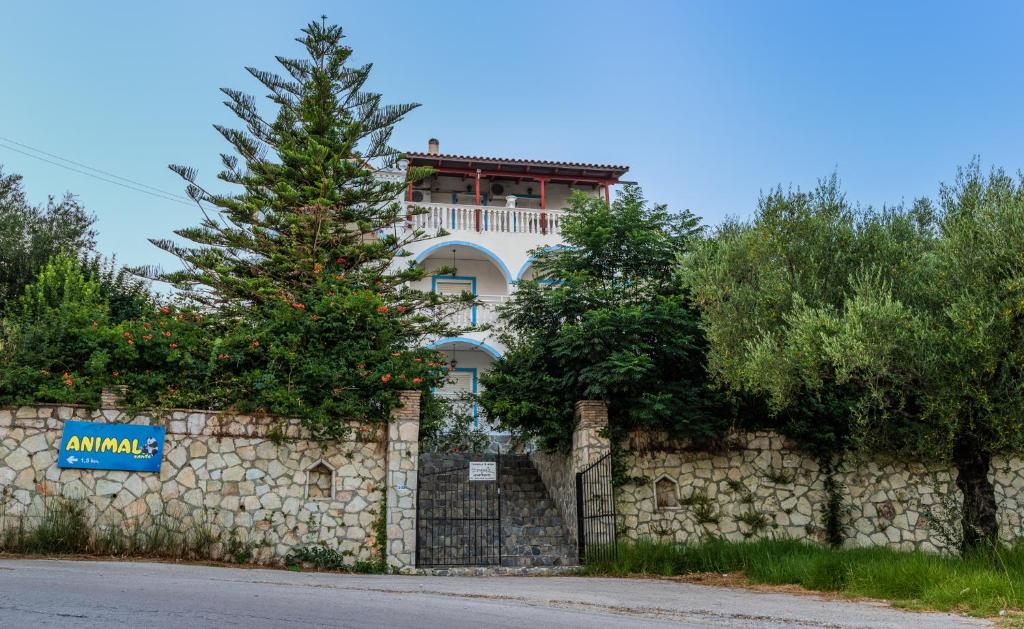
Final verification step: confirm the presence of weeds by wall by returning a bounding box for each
[0,496,264,562]
[615,431,1024,552]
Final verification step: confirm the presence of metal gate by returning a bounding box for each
[415,459,501,567]
[575,452,617,563]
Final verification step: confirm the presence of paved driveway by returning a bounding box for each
[0,559,990,628]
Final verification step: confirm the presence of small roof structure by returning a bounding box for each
[404,151,629,185]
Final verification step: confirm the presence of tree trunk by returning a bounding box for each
[953,437,998,553]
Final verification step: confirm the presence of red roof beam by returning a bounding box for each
[427,165,621,185]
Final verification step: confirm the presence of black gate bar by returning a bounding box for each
[575,452,616,564]
[416,458,502,567]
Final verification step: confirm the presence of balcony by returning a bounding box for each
[444,294,508,327]
[406,202,565,237]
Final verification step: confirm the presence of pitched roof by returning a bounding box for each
[404,151,629,181]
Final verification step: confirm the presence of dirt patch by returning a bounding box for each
[622,571,902,605]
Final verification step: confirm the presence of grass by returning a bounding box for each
[1,496,386,572]
[762,467,796,485]
[678,490,719,524]
[0,496,255,562]
[285,544,387,574]
[583,538,1024,618]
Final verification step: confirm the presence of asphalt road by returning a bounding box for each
[0,559,990,628]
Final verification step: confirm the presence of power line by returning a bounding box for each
[0,134,191,200]
[0,136,194,207]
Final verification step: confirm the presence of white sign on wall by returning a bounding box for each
[468,461,497,481]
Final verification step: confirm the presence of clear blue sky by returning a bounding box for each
[2,1,1023,272]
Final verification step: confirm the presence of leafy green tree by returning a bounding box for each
[691,177,937,452]
[0,253,218,410]
[143,19,455,436]
[0,254,111,405]
[81,254,154,322]
[922,164,1024,550]
[843,164,1024,550]
[0,166,96,310]
[480,185,735,451]
[687,176,936,544]
[420,391,490,454]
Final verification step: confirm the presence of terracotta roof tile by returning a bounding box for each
[404,151,629,175]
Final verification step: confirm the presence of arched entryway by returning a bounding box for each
[415,243,511,328]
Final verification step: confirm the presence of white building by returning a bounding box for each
[394,139,630,431]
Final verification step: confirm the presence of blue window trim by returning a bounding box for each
[431,274,477,325]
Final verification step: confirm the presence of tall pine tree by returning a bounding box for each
[145,19,462,437]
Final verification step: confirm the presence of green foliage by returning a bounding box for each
[762,467,795,485]
[584,539,1024,618]
[373,486,387,570]
[734,509,770,537]
[678,489,711,508]
[678,490,719,525]
[690,164,1024,552]
[132,19,460,436]
[225,528,263,564]
[285,544,386,574]
[0,165,96,311]
[911,164,1024,550]
[0,254,220,410]
[0,254,112,406]
[820,458,849,547]
[420,391,491,454]
[687,175,940,547]
[480,185,737,451]
[0,21,460,432]
[0,496,240,562]
[688,174,935,460]
[81,254,153,323]
[19,496,91,554]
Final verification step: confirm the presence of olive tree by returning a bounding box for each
[892,164,1024,550]
[687,175,936,545]
[692,165,1024,552]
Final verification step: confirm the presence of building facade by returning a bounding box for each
[391,140,629,434]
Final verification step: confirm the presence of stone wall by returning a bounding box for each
[385,391,420,572]
[530,401,613,550]
[618,431,1024,552]
[0,396,421,566]
[527,401,1024,553]
[531,451,577,543]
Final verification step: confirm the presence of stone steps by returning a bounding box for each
[499,455,576,568]
[417,454,577,568]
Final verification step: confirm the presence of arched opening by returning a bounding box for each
[515,246,565,283]
[305,461,335,500]
[415,243,511,327]
[427,339,501,433]
[654,476,680,510]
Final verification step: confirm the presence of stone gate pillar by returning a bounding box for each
[572,400,610,472]
[386,390,420,572]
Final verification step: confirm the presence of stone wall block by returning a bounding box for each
[385,391,420,572]
[614,427,1020,554]
[572,400,611,473]
[0,404,391,566]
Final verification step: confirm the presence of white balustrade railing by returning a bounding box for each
[406,202,564,236]
[444,294,508,328]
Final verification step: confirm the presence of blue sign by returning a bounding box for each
[57,421,165,472]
